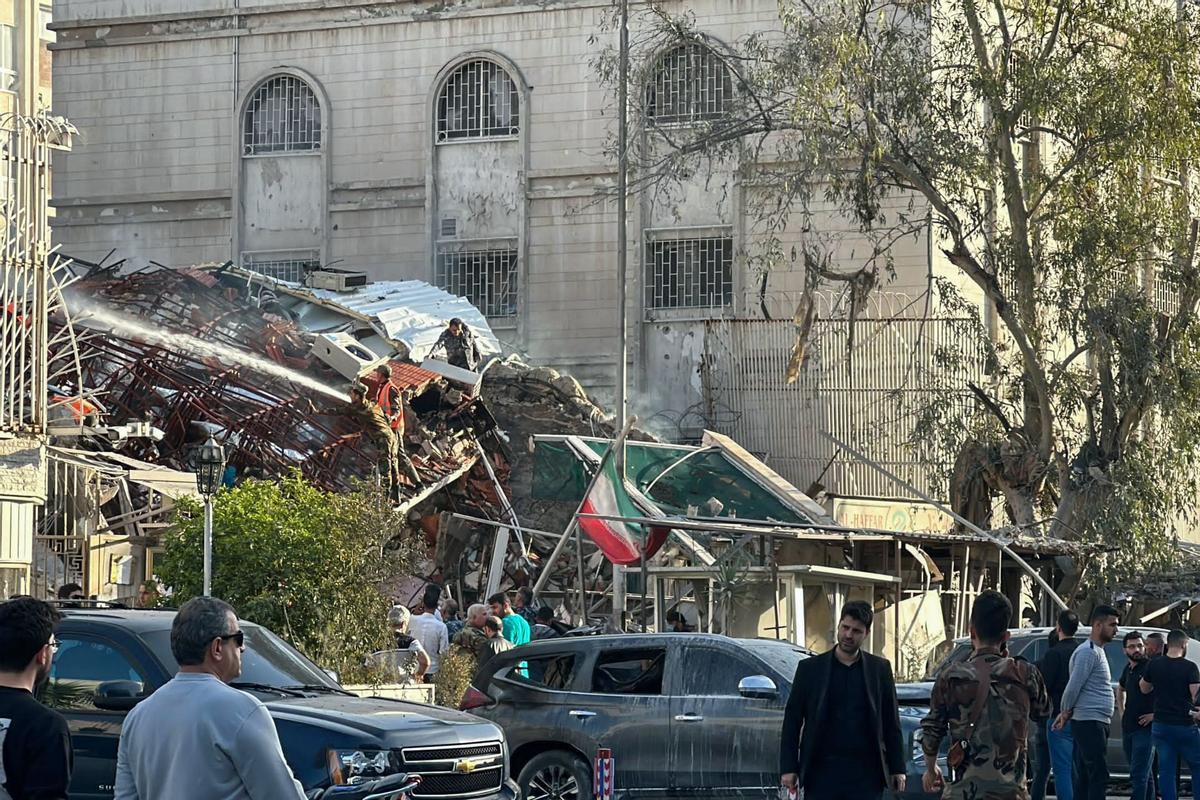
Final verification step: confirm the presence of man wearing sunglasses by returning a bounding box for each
[0,596,72,800]
[114,596,306,799]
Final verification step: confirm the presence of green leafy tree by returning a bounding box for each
[601,1,1200,585]
[157,474,418,683]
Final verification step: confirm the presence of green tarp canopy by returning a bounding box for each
[532,438,815,525]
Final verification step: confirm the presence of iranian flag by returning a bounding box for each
[577,455,671,566]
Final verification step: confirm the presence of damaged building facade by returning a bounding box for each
[46,0,982,509]
[33,0,1097,670]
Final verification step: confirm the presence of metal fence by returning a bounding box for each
[31,450,105,598]
[703,314,985,498]
[0,115,72,435]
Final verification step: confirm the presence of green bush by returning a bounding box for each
[157,473,418,684]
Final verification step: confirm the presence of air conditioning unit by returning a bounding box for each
[306,269,370,292]
[310,332,384,380]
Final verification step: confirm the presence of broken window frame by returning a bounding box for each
[435,59,521,143]
[242,74,322,156]
[435,238,520,321]
[643,227,735,315]
[644,42,733,128]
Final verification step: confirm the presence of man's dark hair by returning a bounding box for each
[1123,631,1144,646]
[487,591,511,608]
[422,584,442,611]
[1057,609,1080,637]
[970,590,1012,644]
[1168,629,1189,648]
[535,606,554,624]
[374,364,391,378]
[840,600,873,631]
[171,596,237,666]
[0,597,60,672]
[517,587,533,606]
[484,615,503,634]
[449,317,464,328]
[56,583,83,600]
[1148,632,1166,646]
[1090,605,1120,625]
[666,610,682,624]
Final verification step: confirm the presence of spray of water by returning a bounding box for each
[69,297,350,402]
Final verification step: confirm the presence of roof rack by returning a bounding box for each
[46,599,129,609]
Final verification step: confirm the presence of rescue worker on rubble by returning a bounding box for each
[347,383,420,501]
[430,318,482,371]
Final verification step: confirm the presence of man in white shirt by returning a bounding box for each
[114,596,306,800]
[408,585,449,678]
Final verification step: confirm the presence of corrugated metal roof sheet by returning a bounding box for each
[230,268,502,362]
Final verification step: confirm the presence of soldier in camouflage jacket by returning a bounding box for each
[920,590,1051,799]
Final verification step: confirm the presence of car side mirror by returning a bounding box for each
[738,674,778,700]
[325,669,340,685]
[93,680,146,712]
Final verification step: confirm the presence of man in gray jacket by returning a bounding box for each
[114,596,307,800]
[1053,604,1120,800]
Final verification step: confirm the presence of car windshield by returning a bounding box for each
[144,624,337,689]
[741,641,809,680]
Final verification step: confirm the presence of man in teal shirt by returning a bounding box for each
[488,592,531,645]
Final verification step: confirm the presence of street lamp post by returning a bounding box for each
[194,437,226,596]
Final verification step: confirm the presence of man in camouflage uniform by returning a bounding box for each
[921,590,1050,799]
[430,318,482,371]
[346,384,419,501]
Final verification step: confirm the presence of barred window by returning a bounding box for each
[243,75,322,156]
[645,231,733,311]
[241,250,320,283]
[436,60,520,142]
[436,241,519,318]
[645,43,733,126]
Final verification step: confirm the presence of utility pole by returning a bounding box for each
[616,0,629,430]
[612,0,631,629]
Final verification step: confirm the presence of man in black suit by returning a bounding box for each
[779,600,906,799]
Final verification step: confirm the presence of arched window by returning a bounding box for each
[242,75,321,155]
[645,43,733,125]
[436,59,520,142]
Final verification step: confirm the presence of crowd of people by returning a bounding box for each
[779,592,1200,800]
[369,584,569,687]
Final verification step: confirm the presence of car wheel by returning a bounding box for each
[518,750,590,800]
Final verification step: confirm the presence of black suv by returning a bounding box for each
[45,608,519,800]
[462,632,814,799]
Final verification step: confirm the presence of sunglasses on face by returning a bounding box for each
[216,630,245,648]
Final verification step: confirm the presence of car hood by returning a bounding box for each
[264,694,502,741]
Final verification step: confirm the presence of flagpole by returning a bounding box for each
[531,417,638,603]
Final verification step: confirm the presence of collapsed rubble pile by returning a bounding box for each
[41,258,636,612]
